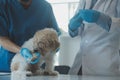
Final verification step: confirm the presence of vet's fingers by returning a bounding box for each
[30,58,39,64]
[35,52,41,57]
[29,52,40,64]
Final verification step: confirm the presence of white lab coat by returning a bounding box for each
[69,0,120,76]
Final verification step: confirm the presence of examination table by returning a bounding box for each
[0,74,120,80]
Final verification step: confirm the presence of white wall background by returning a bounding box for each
[47,0,79,32]
[47,0,80,67]
[58,34,80,67]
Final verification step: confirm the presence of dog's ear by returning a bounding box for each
[37,41,47,55]
[48,39,60,51]
[38,41,46,50]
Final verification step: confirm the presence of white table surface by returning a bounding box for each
[0,74,120,80]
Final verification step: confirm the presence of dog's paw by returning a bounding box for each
[44,70,59,76]
[31,69,45,76]
[26,71,33,76]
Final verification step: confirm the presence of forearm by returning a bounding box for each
[0,37,20,53]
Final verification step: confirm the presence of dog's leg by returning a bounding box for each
[28,63,44,76]
[11,58,28,80]
[11,67,27,80]
[44,57,59,76]
[31,68,45,76]
[11,71,26,80]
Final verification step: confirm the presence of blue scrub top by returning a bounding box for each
[0,0,61,72]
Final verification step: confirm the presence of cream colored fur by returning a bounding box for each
[11,28,60,80]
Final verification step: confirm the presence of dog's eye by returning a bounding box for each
[33,49,38,53]
[55,47,60,52]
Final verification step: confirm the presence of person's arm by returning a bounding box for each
[0,37,20,53]
[68,12,83,37]
[0,4,40,64]
[0,3,20,53]
[78,9,112,31]
[68,0,86,38]
[0,37,40,64]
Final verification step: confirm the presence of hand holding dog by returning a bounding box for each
[20,48,40,64]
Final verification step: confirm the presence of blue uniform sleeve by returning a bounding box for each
[0,5,9,37]
[47,4,61,36]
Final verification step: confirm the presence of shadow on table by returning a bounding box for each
[55,65,70,74]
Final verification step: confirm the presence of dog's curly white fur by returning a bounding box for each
[11,28,60,80]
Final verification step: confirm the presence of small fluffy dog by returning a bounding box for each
[11,28,60,80]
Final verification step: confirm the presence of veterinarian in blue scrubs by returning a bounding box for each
[68,0,120,75]
[0,0,61,72]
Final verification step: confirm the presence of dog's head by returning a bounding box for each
[33,28,60,56]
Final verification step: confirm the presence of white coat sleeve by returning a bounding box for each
[111,17,120,71]
[111,17,120,32]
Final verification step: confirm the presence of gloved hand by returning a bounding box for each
[30,52,40,64]
[79,9,100,23]
[68,12,83,31]
[79,9,111,31]
[20,48,40,64]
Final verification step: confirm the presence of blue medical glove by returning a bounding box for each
[30,52,40,64]
[79,9,100,23]
[79,9,112,31]
[69,12,83,31]
[20,48,40,64]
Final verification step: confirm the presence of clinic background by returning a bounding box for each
[47,0,80,68]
